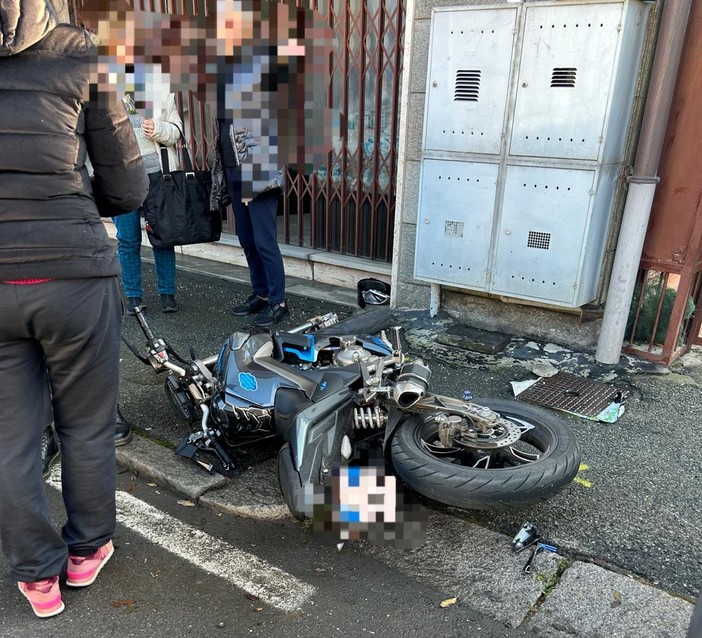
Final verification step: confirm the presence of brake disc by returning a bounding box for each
[432,413,523,451]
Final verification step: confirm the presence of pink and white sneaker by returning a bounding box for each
[17,576,64,618]
[66,540,114,587]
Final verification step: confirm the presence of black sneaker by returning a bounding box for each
[115,405,133,447]
[160,294,178,313]
[253,302,290,327]
[41,425,60,479]
[126,297,145,316]
[231,294,268,316]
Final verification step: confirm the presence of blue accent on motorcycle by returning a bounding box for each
[320,381,327,391]
[347,466,361,487]
[369,336,392,354]
[283,334,316,362]
[339,507,361,523]
[463,389,473,401]
[239,372,258,392]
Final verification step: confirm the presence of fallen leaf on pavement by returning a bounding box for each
[440,597,458,608]
[113,599,136,608]
[612,591,623,607]
[177,500,196,507]
[245,594,260,601]
[253,607,264,612]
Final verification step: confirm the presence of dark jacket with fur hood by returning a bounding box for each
[0,0,148,280]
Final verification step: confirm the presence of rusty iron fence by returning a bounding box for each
[69,0,403,262]
[622,267,702,365]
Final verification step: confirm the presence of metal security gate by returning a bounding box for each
[69,0,403,263]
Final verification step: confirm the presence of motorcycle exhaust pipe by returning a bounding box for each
[393,360,431,408]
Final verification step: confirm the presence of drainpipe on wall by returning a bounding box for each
[595,0,693,365]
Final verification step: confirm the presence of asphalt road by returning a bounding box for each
[118,265,701,602]
[0,469,533,638]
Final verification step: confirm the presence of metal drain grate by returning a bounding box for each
[516,372,626,417]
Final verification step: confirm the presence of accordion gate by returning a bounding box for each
[69,0,404,263]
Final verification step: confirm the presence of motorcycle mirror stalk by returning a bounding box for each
[287,312,339,335]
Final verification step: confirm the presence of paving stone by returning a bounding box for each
[528,561,694,637]
[367,511,546,628]
[437,324,511,354]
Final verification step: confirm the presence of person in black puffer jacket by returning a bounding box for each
[0,0,148,619]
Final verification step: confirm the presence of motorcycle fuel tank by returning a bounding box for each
[214,332,299,409]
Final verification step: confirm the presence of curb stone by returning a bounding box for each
[116,434,228,501]
[199,458,293,520]
[528,561,693,637]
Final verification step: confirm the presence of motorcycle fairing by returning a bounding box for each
[289,388,355,480]
[214,330,364,434]
[274,387,311,441]
[216,332,311,408]
[273,366,362,442]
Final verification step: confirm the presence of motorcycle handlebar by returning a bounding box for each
[133,306,156,342]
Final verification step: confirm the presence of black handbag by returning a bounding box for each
[143,143,222,248]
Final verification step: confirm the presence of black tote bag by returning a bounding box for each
[143,145,221,248]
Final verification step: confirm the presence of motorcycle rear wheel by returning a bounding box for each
[390,398,581,510]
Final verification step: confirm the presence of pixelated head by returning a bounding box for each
[309,463,427,550]
[216,0,256,57]
[81,0,136,64]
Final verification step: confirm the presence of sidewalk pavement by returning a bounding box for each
[117,251,699,637]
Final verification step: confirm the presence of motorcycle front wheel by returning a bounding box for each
[390,398,581,510]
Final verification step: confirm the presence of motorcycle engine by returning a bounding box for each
[333,338,374,367]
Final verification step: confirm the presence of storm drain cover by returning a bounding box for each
[516,372,626,418]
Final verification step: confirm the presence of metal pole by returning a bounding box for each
[596,0,693,364]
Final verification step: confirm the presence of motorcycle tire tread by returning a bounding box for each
[390,398,581,510]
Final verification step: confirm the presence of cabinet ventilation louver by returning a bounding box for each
[527,231,551,250]
[550,67,577,87]
[454,70,481,101]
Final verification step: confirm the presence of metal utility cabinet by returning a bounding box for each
[414,0,649,307]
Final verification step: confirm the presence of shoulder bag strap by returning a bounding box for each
[159,122,195,177]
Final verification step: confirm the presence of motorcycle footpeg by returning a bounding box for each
[176,436,240,479]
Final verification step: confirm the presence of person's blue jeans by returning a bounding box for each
[113,209,176,298]
[225,167,285,304]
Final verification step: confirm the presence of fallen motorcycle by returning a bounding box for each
[127,307,581,517]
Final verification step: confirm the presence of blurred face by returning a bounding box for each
[81,3,136,65]
[216,0,254,57]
